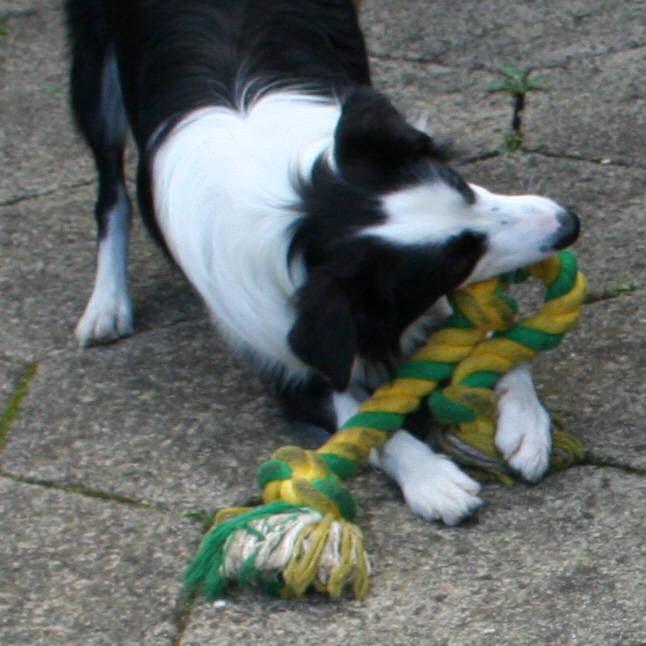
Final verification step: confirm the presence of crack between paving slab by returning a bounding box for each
[522,147,646,170]
[584,282,646,304]
[171,590,199,646]
[581,454,646,477]
[0,469,157,507]
[0,469,215,523]
[369,37,646,70]
[369,51,451,67]
[0,361,38,453]
[455,145,646,172]
[568,39,646,62]
[134,314,210,336]
[170,507,229,645]
[455,149,502,166]
[75,315,212,351]
[0,178,95,208]
[0,8,38,22]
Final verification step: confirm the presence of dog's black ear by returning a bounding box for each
[334,88,435,189]
[288,274,356,391]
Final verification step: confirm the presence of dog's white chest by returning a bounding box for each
[151,93,340,371]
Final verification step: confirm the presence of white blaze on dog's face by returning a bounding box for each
[465,184,579,283]
[375,174,579,285]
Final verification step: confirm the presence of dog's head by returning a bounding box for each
[289,88,579,390]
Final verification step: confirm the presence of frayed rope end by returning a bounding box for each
[184,500,370,600]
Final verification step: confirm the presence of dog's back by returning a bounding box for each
[68,0,369,149]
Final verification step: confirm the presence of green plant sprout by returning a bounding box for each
[487,63,548,152]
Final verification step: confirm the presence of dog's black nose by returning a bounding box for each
[551,208,580,250]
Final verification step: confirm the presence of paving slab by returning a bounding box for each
[0,320,294,511]
[525,46,646,166]
[182,468,646,646]
[0,478,197,646]
[0,0,96,205]
[361,0,646,69]
[535,292,646,469]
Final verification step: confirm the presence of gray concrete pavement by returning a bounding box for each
[1,1,646,645]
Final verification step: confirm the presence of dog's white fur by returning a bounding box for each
[152,97,338,373]
[377,183,570,282]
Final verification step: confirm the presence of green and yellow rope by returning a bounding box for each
[431,251,587,481]
[185,249,587,601]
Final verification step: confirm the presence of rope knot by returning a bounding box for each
[449,276,516,331]
[258,446,358,521]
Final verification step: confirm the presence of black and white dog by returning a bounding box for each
[66,0,579,525]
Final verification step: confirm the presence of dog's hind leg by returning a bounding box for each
[67,0,133,346]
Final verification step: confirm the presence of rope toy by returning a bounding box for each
[185,249,587,601]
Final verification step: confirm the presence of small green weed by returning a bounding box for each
[0,362,38,451]
[487,63,548,152]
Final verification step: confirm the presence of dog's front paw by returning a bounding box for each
[75,290,134,347]
[400,453,482,525]
[375,431,482,525]
[495,367,552,482]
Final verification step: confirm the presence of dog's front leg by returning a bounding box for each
[371,431,482,525]
[333,393,482,525]
[494,364,552,481]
